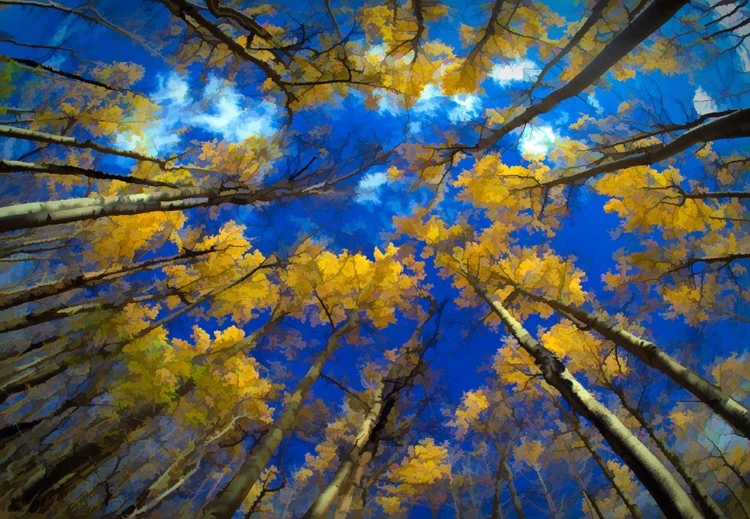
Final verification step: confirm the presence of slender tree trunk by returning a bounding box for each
[550,397,642,518]
[465,274,702,518]
[303,387,384,518]
[121,417,242,518]
[0,248,215,312]
[0,187,213,232]
[0,124,165,164]
[574,472,605,519]
[333,453,369,519]
[505,459,525,519]
[517,287,750,438]
[609,382,726,519]
[532,465,560,519]
[529,0,610,92]
[491,459,505,519]
[9,379,196,512]
[199,320,355,519]
[449,463,463,519]
[570,416,642,518]
[0,159,181,188]
[6,311,281,512]
[304,302,439,518]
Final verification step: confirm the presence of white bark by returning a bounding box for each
[0,187,213,232]
[464,274,703,519]
[199,320,355,519]
[518,288,750,438]
[303,388,384,518]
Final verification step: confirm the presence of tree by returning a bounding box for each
[0,0,747,517]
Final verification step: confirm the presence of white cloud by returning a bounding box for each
[44,19,71,69]
[693,87,718,116]
[413,84,445,115]
[408,121,422,134]
[448,94,482,123]
[355,171,388,204]
[490,59,540,87]
[588,94,603,114]
[154,73,190,106]
[367,44,387,60]
[115,72,277,154]
[194,76,277,141]
[519,125,559,158]
[372,88,403,116]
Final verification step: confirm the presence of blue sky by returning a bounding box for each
[0,0,748,517]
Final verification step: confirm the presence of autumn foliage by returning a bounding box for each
[0,0,748,518]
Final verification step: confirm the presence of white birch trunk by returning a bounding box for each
[465,275,703,519]
[0,187,212,232]
[518,288,750,438]
[303,388,384,518]
[199,320,355,519]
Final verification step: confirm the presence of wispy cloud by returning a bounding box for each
[449,94,482,123]
[116,72,278,154]
[693,87,718,116]
[490,59,540,87]
[413,84,445,115]
[519,125,559,158]
[194,76,277,141]
[588,94,603,114]
[373,88,403,116]
[355,171,388,204]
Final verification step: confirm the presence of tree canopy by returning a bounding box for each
[0,0,748,517]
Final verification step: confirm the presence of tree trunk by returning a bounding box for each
[0,248,215,312]
[574,472,605,519]
[465,274,702,518]
[6,311,281,512]
[505,458,525,519]
[304,302,439,518]
[0,124,165,164]
[567,412,642,518]
[533,465,560,518]
[303,387,384,518]
[517,287,750,438]
[333,453,369,519]
[609,382,726,519]
[199,320,355,519]
[491,458,505,519]
[0,187,213,232]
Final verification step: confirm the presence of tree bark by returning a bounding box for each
[574,472,605,519]
[464,274,702,519]
[517,287,750,438]
[0,159,181,188]
[7,313,281,512]
[199,319,356,519]
[557,402,642,519]
[0,187,214,232]
[0,248,215,312]
[303,301,439,518]
[505,458,525,519]
[303,387,384,518]
[490,458,505,519]
[0,124,166,164]
[609,382,726,519]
